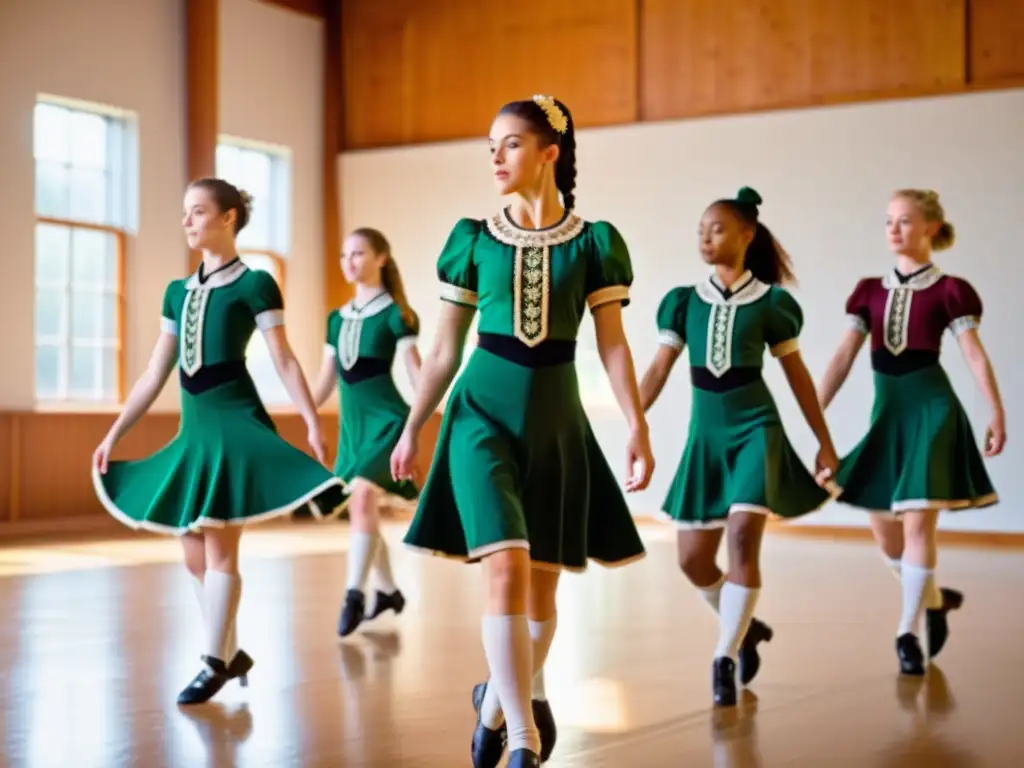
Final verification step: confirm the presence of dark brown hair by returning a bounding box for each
[497,97,577,211]
[349,227,417,330]
[711,187,795,286]
[188,177,252,234]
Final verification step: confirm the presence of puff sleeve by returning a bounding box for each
[764,287,803,358]
[389,304,420,341]
[585,221,633,311]
[437,218,481,309]
[324,310,341,361]
[844,278,873,335]
[656,287,691,351]
[246,270,285,331]
[160,281,181,337]
[943,276,983,336]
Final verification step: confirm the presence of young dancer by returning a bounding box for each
[390,95,653,768]
[639,187,838,708]
[92,177,343,705]
[312,227,421,637]
[818,189,1004,675]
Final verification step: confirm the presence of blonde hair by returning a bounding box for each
[349,227,418,330]
[893,189,956,251]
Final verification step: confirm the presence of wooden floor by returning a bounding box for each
[1,522,1023,767]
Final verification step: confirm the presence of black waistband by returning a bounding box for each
[339,357,392,384]
[477,332,576,367]
[871,349,940,376]
[180,360,248,394]
[691,366,763,392]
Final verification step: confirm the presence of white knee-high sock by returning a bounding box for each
[529,615,558,700]
[372,533,398,593]
[887,555,943,610]
[191,575,206,623]
[898,563,933,637]
[714,582,760,660]
[192,575,237,659]
[481,615,540,754]
[886,557,902,580]
[480,613,560,725]
[204,570,242,662]
[698,574,726,615]
[346,533,379,592]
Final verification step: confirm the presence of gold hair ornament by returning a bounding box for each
[532,95,568,135]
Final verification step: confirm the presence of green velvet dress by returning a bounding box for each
[656,272,832,528]
[403,210,646,572]
[325,292,419,513]
[92,259,345,534]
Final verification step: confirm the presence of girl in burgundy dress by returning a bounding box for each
[818,189,1005,676]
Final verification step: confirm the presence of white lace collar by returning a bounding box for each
[881,263,943,291]
[485,208,585,248]
[695,269,771,306]
[185,258,248,290]
[340,291,393,319]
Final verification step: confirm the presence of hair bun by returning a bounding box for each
[736,187,763,206]
[239,189,254,210]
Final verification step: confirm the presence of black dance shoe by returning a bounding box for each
[508,749,541,767]
[738,618,773,685]
[366,589,406,621]
[532,699,557,762]
[338,589,366,637]
[471,682,507,768]
[177,652,251,706]
[926,588,963,659]
[712,657,738,707]
[896,633,925,676]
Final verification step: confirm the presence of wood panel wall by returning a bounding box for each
[341,0,1024,149]
[0,410,440,538]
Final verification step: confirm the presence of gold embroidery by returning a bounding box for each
[883,287,912,355]
[513,245,550,346]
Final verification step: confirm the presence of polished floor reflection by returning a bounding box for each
[1,521,1023,766]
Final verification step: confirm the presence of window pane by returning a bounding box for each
[34,103,70,163]
[35,287,66,339]
[100,346,118,401]
[247,335,290,405]
[70,111,108,170]
[100,293,118,339]
[70,346,99,398]
[35,161,70,218]
[71,228,115,288]
[35,344,61,399]
[69,168,108,223]
[35,223,70,283]
[240,253,278,282]
[71,291,103,341]
[215,145,243,181]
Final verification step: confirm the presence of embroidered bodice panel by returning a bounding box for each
[435,213,633,346]
[656,272,804,377]
[160,261,284,376]
[845,266,983,356]
[324,294,418,376]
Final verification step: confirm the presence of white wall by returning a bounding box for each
[0,0,325,411]
[219,0,324,383]
[340,88,1024,533]
[0,0,185,410]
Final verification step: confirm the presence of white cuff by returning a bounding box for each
[160,316,178,336]
[846,314,868,334]
[255,309,285,331]
[948,315,980,336]
[770,338,799,358]
[440,283,477,307]
[323,343,336,360]
[658,330,684,351]
[587,285,629,310]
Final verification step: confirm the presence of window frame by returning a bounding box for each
[33,96,134,407]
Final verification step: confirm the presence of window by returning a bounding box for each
[216,138,291,406]
[33,96,136,404]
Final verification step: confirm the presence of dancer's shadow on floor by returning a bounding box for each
[709,690,761,768]
[179,702,253,768]
[881,665,976,768]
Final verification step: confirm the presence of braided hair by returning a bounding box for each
[497,96,577,211]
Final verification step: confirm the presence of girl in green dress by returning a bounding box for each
[92,177,343,706]
[818,189,1004,675]
[390,96,653,768]
[312,227,421,638]
[639,187,839,708]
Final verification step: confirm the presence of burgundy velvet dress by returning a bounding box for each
[834,264,997,513]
